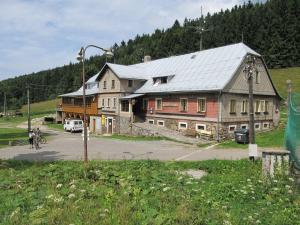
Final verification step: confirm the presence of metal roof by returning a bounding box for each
[120,93,144,99]
[102,43,260,94]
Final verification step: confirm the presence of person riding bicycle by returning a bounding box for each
[28,130,34,149]
[32,128,40,150]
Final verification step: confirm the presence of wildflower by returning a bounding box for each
[288,177,294,182]
[99,213,106,217]
[80,189,86,193]
[258,180,262,183]
[163,187,171,192]
[288,190,293,194]
[70,184,76,189]
[256,220,261,224]
[161,183,166,186]
[247,179,251,182]
[273,187,279,191]
[273,180,278,183]
[68,193,76,199]
[186,181,192,185]
[54,197,63,203]
[56,184,63,189]
[285,185,291,189]
[248,215,253,220]
[223,220,232,225]
[46,194,54,199]
[37,205,43,209]
[104,208,109,213]
[252,196,256,200]
[150,186,155,190]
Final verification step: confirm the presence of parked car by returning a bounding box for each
[63,119,83,132]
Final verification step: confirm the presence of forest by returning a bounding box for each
[0,0,299,110]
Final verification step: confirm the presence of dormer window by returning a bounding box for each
[153,75,174,86]
[128,80,133,87]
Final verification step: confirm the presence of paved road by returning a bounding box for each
[0,130,250,161]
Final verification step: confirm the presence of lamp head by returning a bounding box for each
[105,49,114,58]
[76,47,84,61]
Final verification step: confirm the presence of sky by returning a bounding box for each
[0,0,252,81]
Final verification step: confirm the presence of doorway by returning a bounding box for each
[107,117,113,134]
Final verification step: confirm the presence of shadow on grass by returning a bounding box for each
[0,151,63,170]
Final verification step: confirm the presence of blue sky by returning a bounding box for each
[0,0,250,81]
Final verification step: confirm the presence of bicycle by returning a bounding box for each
[40,136,47,144]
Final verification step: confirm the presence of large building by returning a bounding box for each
[59,43,281,139]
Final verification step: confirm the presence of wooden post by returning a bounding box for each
[262,149,290,178]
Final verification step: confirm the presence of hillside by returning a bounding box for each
[0,0,299,110]
[20,99,60,115]
[269,67,300,98]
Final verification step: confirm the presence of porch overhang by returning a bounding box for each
[120,93,144,100]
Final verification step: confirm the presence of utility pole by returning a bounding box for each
[244,54,257,160]
[3,92,7,116]
[27,86,31,133]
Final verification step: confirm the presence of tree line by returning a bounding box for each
[0,0,299,110]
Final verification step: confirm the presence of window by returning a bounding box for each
[255,100,260,113]
[197,98,206,112]
[161,77,168,84]
[111,80,115,89]
[256,72,261,84]
[128,80,133,87]
[260,100,265,112]
[180,98,188,112]
[255,123,261,130]
[241,124,248,129]
[228,125,237,133]
[121,100,129,112]
[103,81,107,89]
[102,98,105,107]
[155,98,162,110]
[113,98,117,108]
[264,101,269,113]
[196,124,206,131]
[241,99,248,113]
[157,120,165,127]
[153,76,172,85]
[107,98,110,108]
[143,99,148,110]
[148,119,154,125]
[178,122,188,130]
[263,122,269,129]
[230,100,236,113]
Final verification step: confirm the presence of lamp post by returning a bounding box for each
[244,54,257,160]
[76,45,113,163]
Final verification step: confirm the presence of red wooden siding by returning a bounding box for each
[146,94,218,118]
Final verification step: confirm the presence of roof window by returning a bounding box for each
[153,75,174,86]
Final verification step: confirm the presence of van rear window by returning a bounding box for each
[79,121,82,125]
[74,121,78,125]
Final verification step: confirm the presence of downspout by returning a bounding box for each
[217,90,222,142]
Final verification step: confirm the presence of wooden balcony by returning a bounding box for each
[62,102,98,115]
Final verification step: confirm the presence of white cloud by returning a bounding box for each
[0,0,245,81]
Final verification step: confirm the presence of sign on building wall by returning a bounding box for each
[101,115,106,126]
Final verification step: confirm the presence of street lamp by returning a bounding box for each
[76,45,114,163]
[244,54,257,160]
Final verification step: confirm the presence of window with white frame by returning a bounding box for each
[155,98,162,110]
[148,119,154,125]
[196,124,206,131]
[121,100,129,112]
[107,98,110,108]
[241,124,248,129]
[255,123,261,130]
[260,100,265,112]
[228,125,237,133]
[255,100,260,113]
[264,101,269,113]
[263,122,269,129]
[103,80,107,89]
[102,98,105,107]
[157,120,164,127]
[180,98,188,112]
[128,80,133,87]
[197,98,206,112]
[241,99,248,113]
[178,122,188,130]
[230,100,236,113]
[113,98,117,108]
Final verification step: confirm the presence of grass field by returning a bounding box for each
[0,160,298,225]
[20,99,60,115]
[270,67,300,98]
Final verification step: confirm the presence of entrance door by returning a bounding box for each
[107,118,113,134]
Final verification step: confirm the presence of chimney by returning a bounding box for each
[144,55,151,62]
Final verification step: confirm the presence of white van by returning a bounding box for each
[64,119,83,132]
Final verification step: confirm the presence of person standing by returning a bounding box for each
[28,130,34,149]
